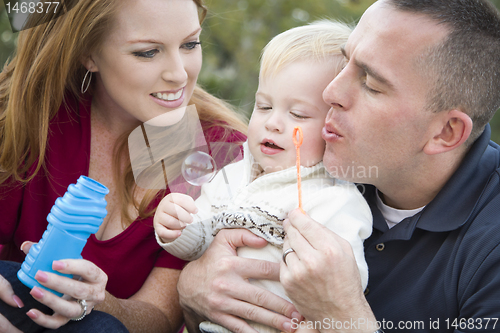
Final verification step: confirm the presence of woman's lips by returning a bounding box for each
[150,88,185,108]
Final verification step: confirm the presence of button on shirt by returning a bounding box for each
[363,125,500,332]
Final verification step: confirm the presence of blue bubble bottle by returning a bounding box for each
[17,176,108,296]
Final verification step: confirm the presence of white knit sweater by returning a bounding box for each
[157,142,373,333]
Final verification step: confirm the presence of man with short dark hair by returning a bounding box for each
[178,1,500,332]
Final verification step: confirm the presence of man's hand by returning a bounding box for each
[281,209,376,333]
[178,228,301,333]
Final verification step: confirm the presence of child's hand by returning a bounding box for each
[154,193,198,243]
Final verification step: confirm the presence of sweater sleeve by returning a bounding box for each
[156,165,228,261]
[303,180,373,290]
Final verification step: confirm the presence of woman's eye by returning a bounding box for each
[182,41,201,50]
[133,49,159,58]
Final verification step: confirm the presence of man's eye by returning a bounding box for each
[362,81,381,94]
[361,76,381,94]
[183,41,201,50]
[133,49,159,58]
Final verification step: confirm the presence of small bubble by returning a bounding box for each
[181,151,217,186]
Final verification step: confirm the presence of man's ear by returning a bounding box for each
[423,109,472,155]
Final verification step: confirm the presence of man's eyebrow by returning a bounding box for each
[357,60,394,90]
[340,44,394,90]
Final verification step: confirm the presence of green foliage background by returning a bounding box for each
[1,0,499,143]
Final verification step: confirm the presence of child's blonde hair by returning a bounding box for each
[260,19,352,78]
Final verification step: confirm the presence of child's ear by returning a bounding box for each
[423,109,472,155]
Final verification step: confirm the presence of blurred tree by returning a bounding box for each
[0,0,499,143]
[0,7,17,70]
[200,0,374,118]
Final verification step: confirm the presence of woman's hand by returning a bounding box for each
[178,228,301,333]
[0,273,23,333]
[20,241,107,329]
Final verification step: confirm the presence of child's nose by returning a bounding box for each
[265,111,284,133]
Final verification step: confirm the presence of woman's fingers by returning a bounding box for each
[0,314,23,333]
[35,260,107,302]
[25,259,107,329]
[28,286,84,322]
[0,274,23,309]
[20,241,34,255]
[0,271,24,331]
[28,259,105,313]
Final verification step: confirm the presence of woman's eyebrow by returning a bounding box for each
[127,27,202,45]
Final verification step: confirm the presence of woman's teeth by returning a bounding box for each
[152,90,182,101]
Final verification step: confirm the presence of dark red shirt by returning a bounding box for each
[0,95,246,299]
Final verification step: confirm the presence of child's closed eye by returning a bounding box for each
[256,105,272,111]
[290,111,309,119]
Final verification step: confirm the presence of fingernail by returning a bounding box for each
[283,321,292,333]
[20,241,30,252]
[35,271,48,283]
[291,312,301,320]
[30,287,44,299]
[26,310,38,319]
[53,260,66,270]
[12,295,24,308]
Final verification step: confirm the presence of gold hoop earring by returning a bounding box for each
[81,70,92,94]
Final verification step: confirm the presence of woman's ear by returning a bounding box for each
[81,55,98,72]
[423,109,473,155]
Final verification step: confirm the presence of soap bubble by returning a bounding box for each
[181,151,217,186]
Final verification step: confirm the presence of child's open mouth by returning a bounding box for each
[263,142,284,150]
[261,140,284,155]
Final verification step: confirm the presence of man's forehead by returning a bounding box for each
[346,2,449,55]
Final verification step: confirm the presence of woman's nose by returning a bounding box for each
[161,52,188,84]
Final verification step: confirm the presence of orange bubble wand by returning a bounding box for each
[293,126,305,214]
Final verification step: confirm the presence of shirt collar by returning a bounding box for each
[365,124,498,237]
[417,125,496,232]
